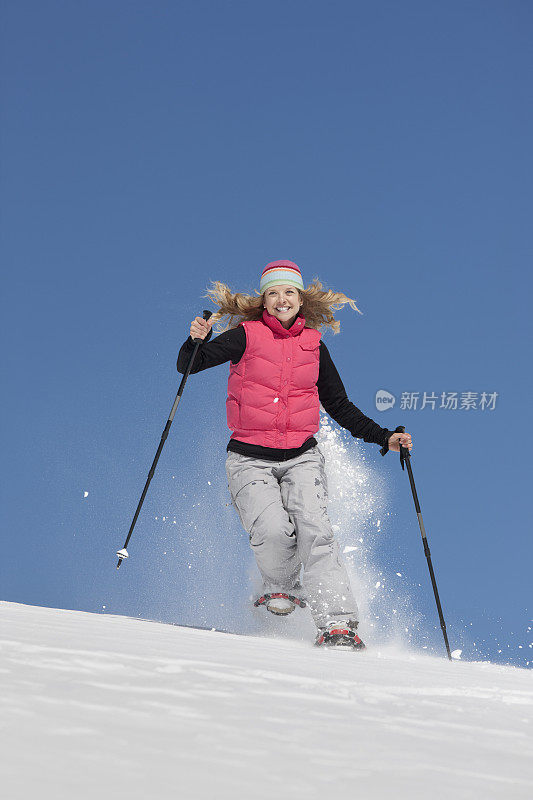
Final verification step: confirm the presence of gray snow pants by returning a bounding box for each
[225,445,359,628]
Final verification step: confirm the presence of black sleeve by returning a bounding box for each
[177,325,246,374]
[317,342,393,447]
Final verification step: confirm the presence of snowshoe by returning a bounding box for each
[315,620,365,650]
[254,592,307,616]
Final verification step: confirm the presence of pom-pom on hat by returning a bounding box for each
[260,260,304,294]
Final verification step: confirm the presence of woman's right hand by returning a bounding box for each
[190,316,213,340]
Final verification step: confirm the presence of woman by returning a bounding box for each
[178,260,412,648]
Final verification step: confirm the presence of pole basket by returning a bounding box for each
[116,548,129,569]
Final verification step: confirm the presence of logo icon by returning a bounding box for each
[375,389,396,411]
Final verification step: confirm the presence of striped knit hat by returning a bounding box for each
[260,260,305,294]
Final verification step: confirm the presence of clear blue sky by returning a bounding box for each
[1,1,531,666]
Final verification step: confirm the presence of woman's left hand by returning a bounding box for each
[388,432,413,452]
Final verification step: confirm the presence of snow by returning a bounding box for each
[1,601,532,799]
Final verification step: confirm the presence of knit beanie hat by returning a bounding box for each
[260,260,305,294]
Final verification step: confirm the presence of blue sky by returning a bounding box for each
[2,1,532,665]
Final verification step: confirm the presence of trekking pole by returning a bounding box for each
[116,310,212,569]
[381,425,452,660]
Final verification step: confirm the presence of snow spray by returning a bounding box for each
[316,417,424,650]
[148,412,423,647]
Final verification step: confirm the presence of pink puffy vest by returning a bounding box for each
[226,310,321,448]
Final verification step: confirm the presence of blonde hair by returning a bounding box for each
[204,278,361,335]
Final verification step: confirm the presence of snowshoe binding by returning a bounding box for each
[254,591,307,616]
[315,620,365,650]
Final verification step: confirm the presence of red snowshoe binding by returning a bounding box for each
[315,620,365,650]
[254,592,307,616]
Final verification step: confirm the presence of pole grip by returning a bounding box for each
[380,424,405,457]
[191,310,213,343]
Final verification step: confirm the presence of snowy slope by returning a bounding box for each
[1,602,532,800]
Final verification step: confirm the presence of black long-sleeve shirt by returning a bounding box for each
[177,325,394,461]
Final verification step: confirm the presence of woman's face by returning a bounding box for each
[263,285,302,329]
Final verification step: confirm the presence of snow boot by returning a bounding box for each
[254,591,307,616]
[315,620,365,650]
